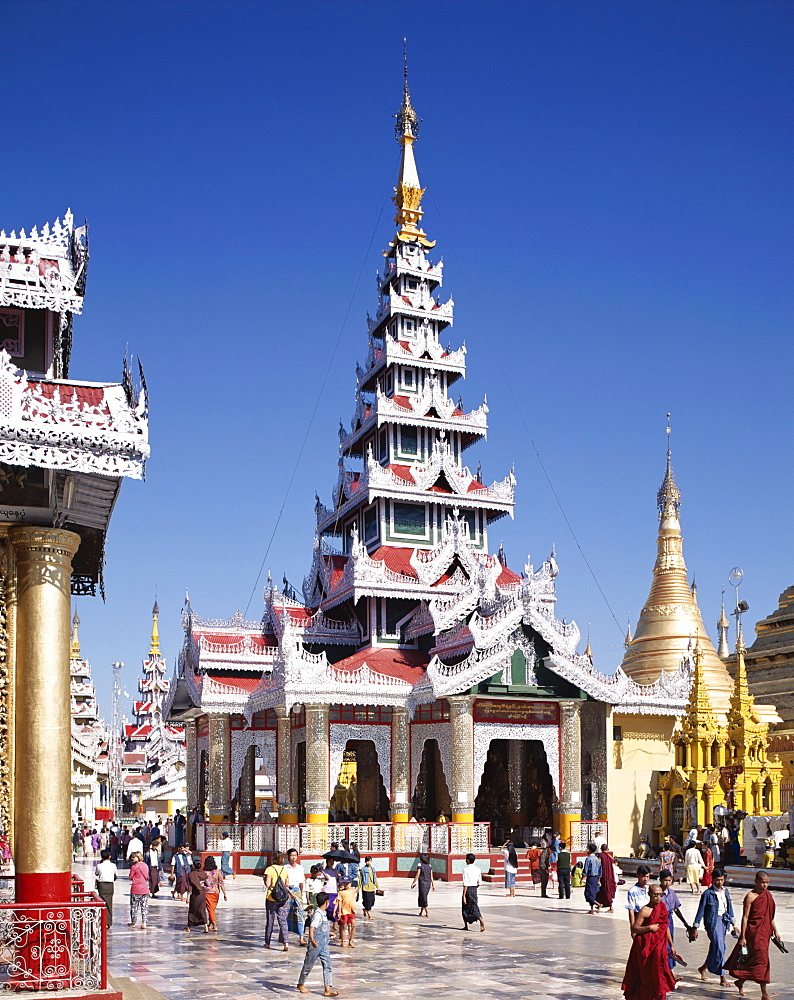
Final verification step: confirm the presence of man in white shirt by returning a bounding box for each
[126,830,144,861]
[286,848,307,945]
[461,853,485,932]
[626,865,652,929]
[94,849,118,926]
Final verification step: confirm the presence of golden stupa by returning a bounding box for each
[620,444,734,716]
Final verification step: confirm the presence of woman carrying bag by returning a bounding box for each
[264,851,293,951]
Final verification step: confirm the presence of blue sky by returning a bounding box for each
[3,1,791,719]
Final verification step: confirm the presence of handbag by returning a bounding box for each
[270,867,290,906]
[375,888,385,897]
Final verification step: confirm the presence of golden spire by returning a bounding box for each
[150,599,160,657]
[584,625,593,662]
[619,421,734,714]
[717,588,730,659]
[71,611,81,658]
[391,40,435,249]
[624,614,633,648]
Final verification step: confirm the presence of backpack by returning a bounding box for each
[270,866,290,905]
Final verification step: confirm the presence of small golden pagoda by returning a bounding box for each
[655,630,782,834]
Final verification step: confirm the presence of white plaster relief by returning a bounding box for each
[473,722,560,797]
[231,729,276,793]
[329,723,391,798]
[410,723,452,798]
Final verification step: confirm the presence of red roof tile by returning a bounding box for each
[392,395,413,410]
[497,565,522,586]
[205,674,262,693]
[331,646,428,684]
[367,546,418,579]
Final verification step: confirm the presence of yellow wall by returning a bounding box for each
[608,713,675,855]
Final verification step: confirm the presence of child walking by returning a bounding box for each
[296,892,338,997]
[334,878,357,948]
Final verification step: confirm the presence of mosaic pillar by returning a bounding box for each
[11,527,80,903]
[207,712,231,821]
[184,719,198,809]
[304,703,330,824]
[448,695,475,823]
[390,705,410,822]
[508,739,528,826]
[275,705,297,823]
[553,701,582,845]
[239,745,256,820]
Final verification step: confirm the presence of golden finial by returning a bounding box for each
[718,588,729,629]
[657,414,681,521]
[624,614,633,648]
[71,610,81,658]
[150,598,160,657]
[391,40,435,249]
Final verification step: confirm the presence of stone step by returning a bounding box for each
[108,974,172,1000]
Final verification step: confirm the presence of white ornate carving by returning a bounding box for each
[473,722,560,797]
[231,729,276,794]
[0,352,148,478]
[0,212,86,313]
[329,723,391,798]
[410,722,452,797]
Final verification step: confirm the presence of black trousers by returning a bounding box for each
[557,869,571,899]
[539,870,549,897]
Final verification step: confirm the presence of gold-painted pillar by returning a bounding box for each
[553,701,582,845]
[185,719,198,809]
[449,695,475,823]
[207,712,231,821]
[0,534,14,852]
[11,526,80,903]
[390,705,410,822]
[305,703,330,824]
[275,705,297,823]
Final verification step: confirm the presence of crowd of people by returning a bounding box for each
[621,867,785,1000]
[75,820,789,999]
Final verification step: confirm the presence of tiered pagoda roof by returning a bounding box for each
[167,76,704,725]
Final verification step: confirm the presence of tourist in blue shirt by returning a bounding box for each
[625,865,652,928]
[691,869,738,988]
[582,843,602,914]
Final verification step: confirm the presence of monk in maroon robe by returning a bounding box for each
[622,884,682,1000]
[596,846,618,912]
[726,871,782,1000]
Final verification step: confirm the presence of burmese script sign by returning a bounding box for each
[474,699,559,725]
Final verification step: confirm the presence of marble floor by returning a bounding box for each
[74,861,794,999]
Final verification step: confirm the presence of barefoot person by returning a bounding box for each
[296,892,338,997]
[410,853,435,917]
[622,883,682,1000]
[658,869,692,980]
[333,877,357,948]
[726,871,784,1000]
[461,853,485,932]
[690,868,738,988]
[595,843,617,913]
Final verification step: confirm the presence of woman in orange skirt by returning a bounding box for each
[202,856,227,932]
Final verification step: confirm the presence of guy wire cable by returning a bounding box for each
[243,190,391,618]
[428,187,624,639]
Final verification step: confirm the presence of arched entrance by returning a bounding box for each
[330,740,390,821]
[412,739,452,822]
[474,738,553,845]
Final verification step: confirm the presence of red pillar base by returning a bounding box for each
[15,870,72,904]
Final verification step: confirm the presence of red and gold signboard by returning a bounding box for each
[473,699,560,725]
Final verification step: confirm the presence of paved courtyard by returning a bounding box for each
[76,860,794,999]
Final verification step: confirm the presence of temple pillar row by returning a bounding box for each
[390,705,410,822]
[553,701,582,845]
[305,703,330,824]
[11,526,80,903]
[184,719,198,809]
[207,712,231,821]
[448,695,475,823]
